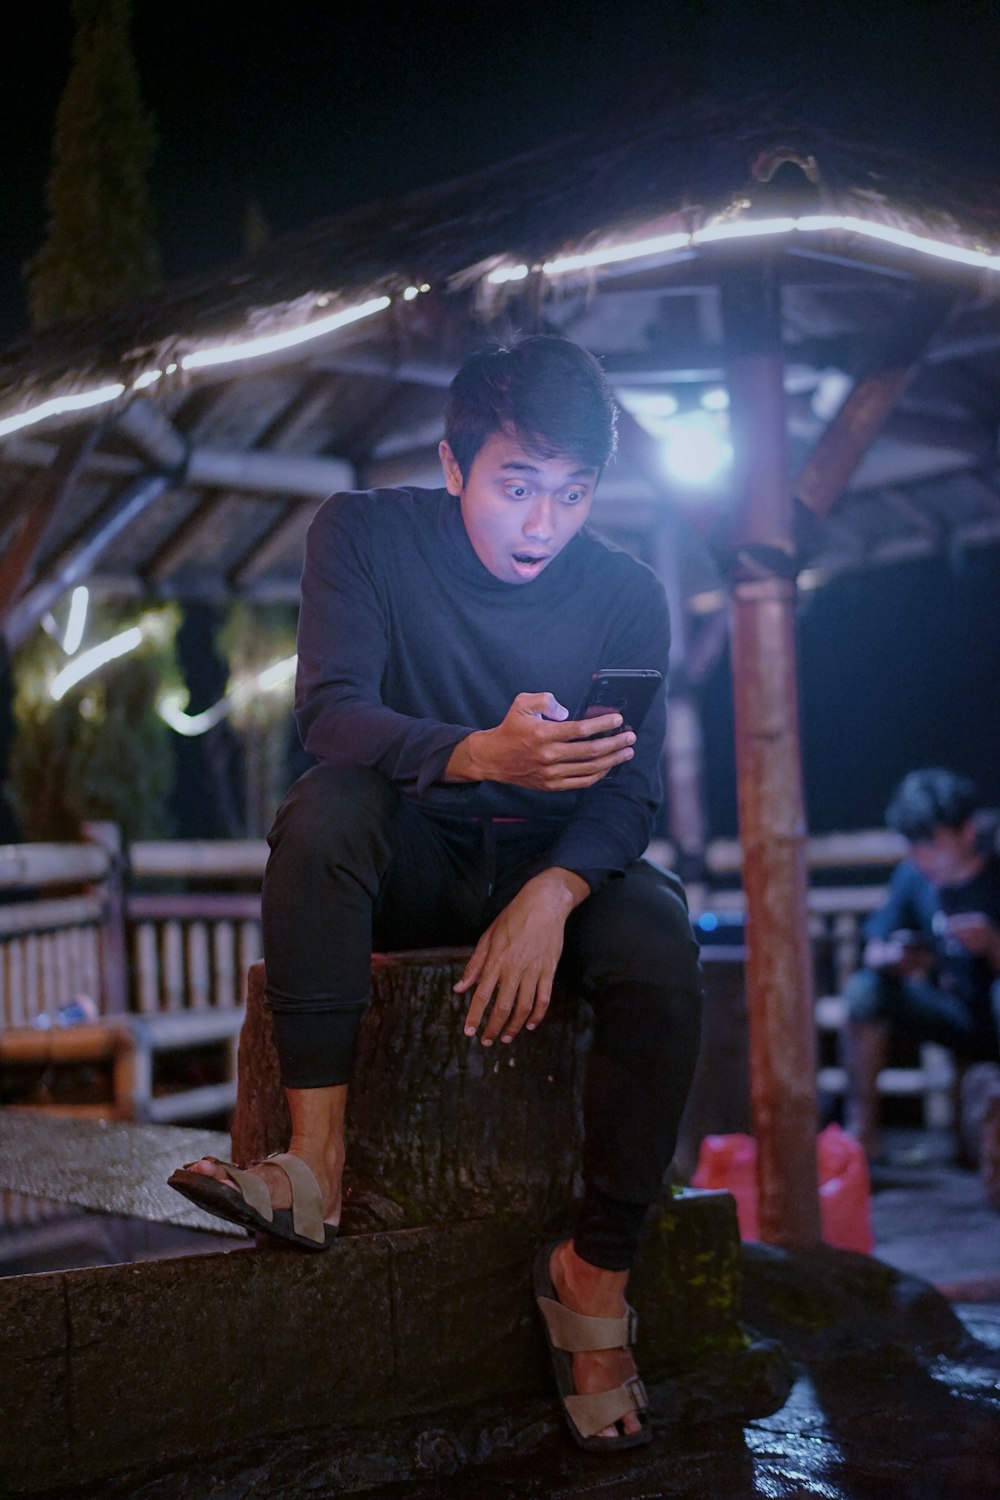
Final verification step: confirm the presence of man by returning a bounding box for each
[844,768,1000,1160]
[170,335,703,1451]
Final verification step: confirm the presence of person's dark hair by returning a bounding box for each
[885,768,982,842]
[443,335,618,480]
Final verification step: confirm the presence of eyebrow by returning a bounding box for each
[499,461,597,479]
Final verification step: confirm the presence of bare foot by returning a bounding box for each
[549,1240,644,1440]
[186,1140,343,1228]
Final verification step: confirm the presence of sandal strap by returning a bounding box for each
[186,1157,274,1224]
[563,1375,648,1440]
[266,1152,326,1244]
[536,1295,637,1353]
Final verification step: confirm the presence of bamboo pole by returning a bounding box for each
[723,264,821,1248]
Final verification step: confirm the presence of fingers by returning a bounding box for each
[516,691,568,721]
[458,954,551,1044]
[524,974,552,1032]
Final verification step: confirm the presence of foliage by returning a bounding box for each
[10,602,181,842]
[25,0,160,327]
[219,603,298,837]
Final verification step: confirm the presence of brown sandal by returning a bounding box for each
[533,1241,651,1451]
[167,1153,338,1250]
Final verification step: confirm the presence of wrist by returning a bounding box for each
[444,731,491,783]
[528,866,591,913]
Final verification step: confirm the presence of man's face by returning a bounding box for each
[439,430,599,584]
[909,820,981,886]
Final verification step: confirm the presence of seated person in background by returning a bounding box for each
[844,768,1000,1160]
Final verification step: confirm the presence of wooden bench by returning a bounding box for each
[686,829,957,1128]
[0,832,255,1122]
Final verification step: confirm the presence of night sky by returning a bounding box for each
[3,1,1000,832]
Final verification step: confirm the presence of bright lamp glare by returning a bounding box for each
[662,412,732,486]
[700,387,730,411]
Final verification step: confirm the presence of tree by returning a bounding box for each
[25,0,160,328]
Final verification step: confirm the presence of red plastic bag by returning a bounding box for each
[691,1122,874,1253]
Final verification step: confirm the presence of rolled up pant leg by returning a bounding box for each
[560,861,703,1269]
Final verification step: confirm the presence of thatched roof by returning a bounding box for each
[1,98,999,643]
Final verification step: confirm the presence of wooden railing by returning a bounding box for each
[0,841,111,1030]
[4,826,949,1124]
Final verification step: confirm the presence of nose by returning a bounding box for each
[522,494,555,542]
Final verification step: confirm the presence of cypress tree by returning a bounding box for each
[25,0,160,327]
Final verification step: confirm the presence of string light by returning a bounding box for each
[488,210,1000,285]
[179,295,391,371]
[62,586,90,656]
[50,626,144,701]
[156,653,298,737]
[0,383,126,439]
[0,295,393,439]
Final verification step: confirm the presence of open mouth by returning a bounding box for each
[511,552,550,576]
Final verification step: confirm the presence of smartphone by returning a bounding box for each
[573,668,662,737]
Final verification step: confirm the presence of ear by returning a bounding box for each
[439,440,464,497]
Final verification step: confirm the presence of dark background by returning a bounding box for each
[3,1,999,833]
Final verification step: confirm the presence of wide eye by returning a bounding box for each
[505,483,530,499]
[562,489,586,505]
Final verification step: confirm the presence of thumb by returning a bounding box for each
[517,691,568,721]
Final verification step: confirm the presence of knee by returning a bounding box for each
[267,764,398,871]
[574,868,703,999]
[844,968,892,1025]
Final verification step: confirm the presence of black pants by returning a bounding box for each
[262,764,703,1269]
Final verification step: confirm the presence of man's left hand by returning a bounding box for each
[454,868,590,1045]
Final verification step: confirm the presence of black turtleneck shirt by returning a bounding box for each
[294,487,671,890]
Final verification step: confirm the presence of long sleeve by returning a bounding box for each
[546,578,670,889]
[294,495,474,793]
[864,862,937,940]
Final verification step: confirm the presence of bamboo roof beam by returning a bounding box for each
[227,501,313,588]
[5,469,175,648]
[3,427,354,502]
[795,291,954,522]
[0,428,100,636]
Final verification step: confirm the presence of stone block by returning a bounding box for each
[65,1235,393,1480]
[0,1185,751,1494]
[0,1273,70,1495]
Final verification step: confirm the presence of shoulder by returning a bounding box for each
[890,860,935,904]
[573,528,666,604]
[308,486,443,552]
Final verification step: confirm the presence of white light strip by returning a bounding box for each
[62,586,90,656]
[794,213,1000,271]
[156,653,298,737]
[254,655,297,692]
[180,296,391,371]
[157,693,230,738]
[692,216,799,245]
[50,626,143,701]
[488,210,1000,285]
[0,383,126,439]
[0,296,392,439]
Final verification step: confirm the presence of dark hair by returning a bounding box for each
[885,768,982,842]
[443,335,618,480]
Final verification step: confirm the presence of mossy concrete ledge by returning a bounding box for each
[2,949,789,1494]
[0,1188,791,1496]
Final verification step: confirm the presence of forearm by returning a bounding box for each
[530,865,592,912]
